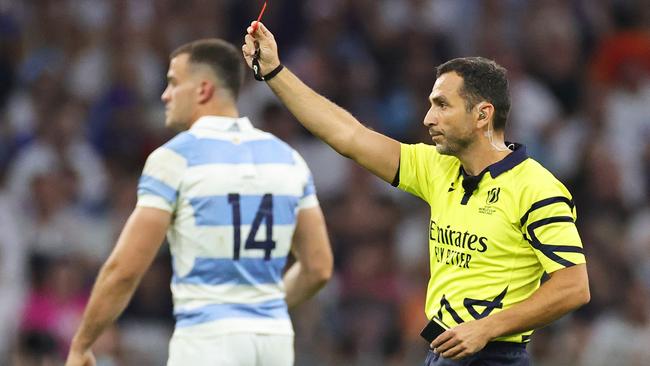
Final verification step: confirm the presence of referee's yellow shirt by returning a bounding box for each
[396,143,585,343]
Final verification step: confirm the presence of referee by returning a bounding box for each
[243,22,590,365]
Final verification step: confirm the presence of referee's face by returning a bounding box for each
[424,72,475,156]
[162,54,198,130]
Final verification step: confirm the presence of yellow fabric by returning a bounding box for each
[398,143,585,343]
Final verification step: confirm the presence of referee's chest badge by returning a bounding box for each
[478,187,500,215]
[486,187,501,204]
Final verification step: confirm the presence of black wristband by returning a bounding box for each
[262,64,284,81]
[253,58,284,82]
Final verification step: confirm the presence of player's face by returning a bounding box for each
[423,72,477,156]
[161,54,198,130]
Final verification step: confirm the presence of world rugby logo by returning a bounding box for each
[486,187,501,204]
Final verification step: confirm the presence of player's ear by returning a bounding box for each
[197,80,215,104]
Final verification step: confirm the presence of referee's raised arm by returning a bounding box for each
[242,22,401,184]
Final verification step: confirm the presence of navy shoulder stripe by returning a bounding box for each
[520,196,574,227]
[527,216,575,231]
[526,216,581,267]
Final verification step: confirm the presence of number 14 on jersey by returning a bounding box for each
[227,193,276,260]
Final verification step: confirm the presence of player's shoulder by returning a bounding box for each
[160,131,198,153]
[252,129,294,150]
[250,128,306,165]
[145,132,195,165]
[142,131,197,161]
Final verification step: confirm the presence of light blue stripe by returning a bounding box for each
[174,298,289,327]
[164,133,296,166]
[190,195,298,226]
[173,257,288,285]
[138,175,177,204]
[303,174,316,198]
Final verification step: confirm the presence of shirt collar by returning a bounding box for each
[488,143,528,178]
[190,115,254,132]
[460,143,528,179]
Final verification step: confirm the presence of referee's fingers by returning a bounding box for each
[243,34,255,56]
[255,22,272,38]
[434,335,459,354]
[247,21,273,41]
[430,330,453,349]
[443,345,465,360]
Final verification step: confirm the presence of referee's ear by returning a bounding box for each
[475,102,494,129]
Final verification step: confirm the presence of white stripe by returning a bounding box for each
[168,224,295,277]
[172,284,286,310]
[137,195,174,212]
[299,195,319,209]
[142,147,187,186]
[172,318,293,337]
[189,127,274,142]
[181,164,308,197]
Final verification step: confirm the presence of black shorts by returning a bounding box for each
[424,341,529,366]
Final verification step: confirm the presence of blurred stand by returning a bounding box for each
[0,0,648,364]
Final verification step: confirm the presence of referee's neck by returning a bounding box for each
[458,144,512,176]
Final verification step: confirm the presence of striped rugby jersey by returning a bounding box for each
[137,116,317,337]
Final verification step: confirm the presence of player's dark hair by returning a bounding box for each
[436,57,510,131]
[171,39,244,99]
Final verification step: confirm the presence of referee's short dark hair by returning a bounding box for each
[436,57,511,131]
[171,39,244,100]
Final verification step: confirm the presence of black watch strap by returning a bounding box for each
[253,54,284,81]
[261,64,284,81]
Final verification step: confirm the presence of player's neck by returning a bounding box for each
[458,138,511,176]
[210,103,239,118]
[207,98,239,117]
[190,102,240,127]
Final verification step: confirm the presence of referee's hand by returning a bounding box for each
[242,21,281,75]
[430,320,490,360]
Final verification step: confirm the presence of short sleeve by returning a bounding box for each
[137,147,187,212]
[397,143,440,202]
[293,151,319,210]
[519,177,586,273]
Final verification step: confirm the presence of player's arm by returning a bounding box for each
[283,206,333,308]
[66,207,170,365]
[242,22,401,183]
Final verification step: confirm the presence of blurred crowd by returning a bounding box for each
[1,0,649,365]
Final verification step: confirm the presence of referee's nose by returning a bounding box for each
[423,106,437,127]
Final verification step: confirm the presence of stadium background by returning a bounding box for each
[1,0,649,365]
